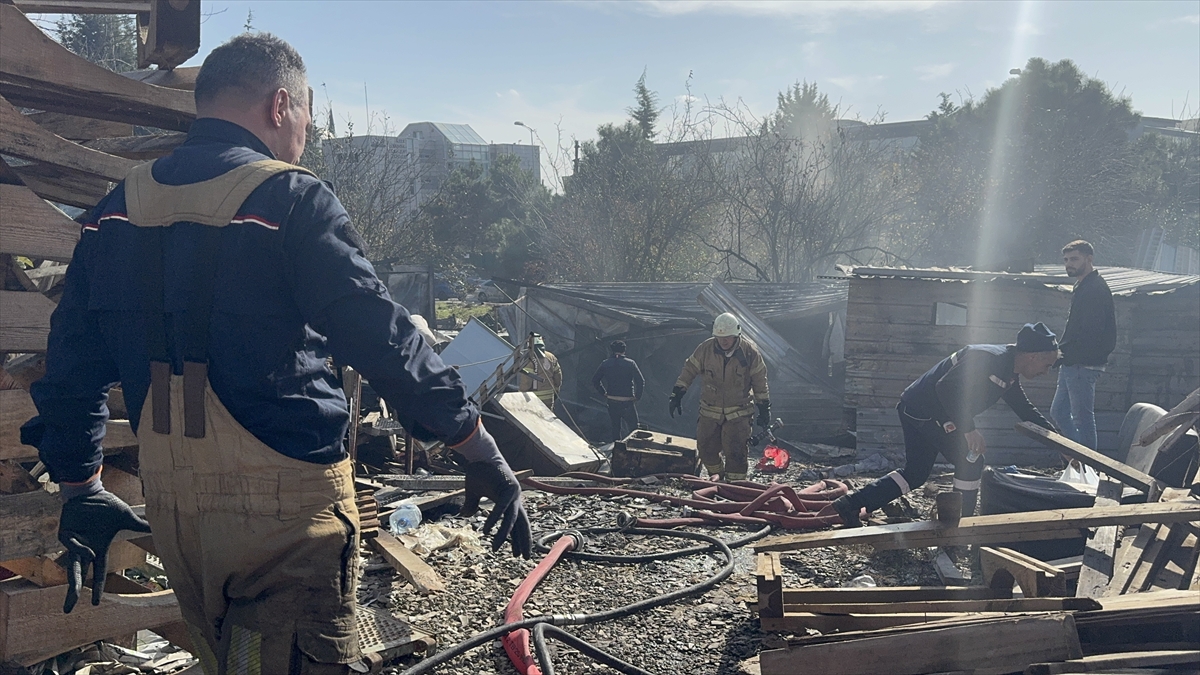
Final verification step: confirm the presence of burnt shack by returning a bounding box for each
[497,279,849,444]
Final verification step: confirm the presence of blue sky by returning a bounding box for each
[54,1,1200,176]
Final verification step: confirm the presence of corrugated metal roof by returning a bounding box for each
[431,122,487,145]
[534,280,847,325]
[848,265,1198,296]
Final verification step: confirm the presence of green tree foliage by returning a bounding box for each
[547,112,718,282]
[903,57,1173,268]
[628,71,660,140]
[418,154,550,278]
[55,14,138,73]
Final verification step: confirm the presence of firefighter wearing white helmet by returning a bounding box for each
[670,312,770,481]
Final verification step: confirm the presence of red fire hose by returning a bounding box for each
[501,531,583,675]
[521,476,849,530]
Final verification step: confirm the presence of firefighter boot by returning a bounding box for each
[833,474,905,528]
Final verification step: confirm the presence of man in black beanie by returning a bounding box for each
[591,340,645,442]
[827,323,1061,526]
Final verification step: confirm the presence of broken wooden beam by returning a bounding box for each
[1076,476,1124,598]
[1024,650,1200,675]
[780,586,1011,604]
[0,577,180,666]
[980,546,1067,597]
[1015,421,1161,495]
[367,530,446,595]
[0,4,195,130]
[83,131,187,160]
[933,548,969,585]
[784,596,1101,615]
[0,183,83,262]
[754,501,1200,553]
[0,95,138,182]
[758,613,1083,675]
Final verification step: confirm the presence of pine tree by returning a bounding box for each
[55,14,137,73]
[628,71,659,140]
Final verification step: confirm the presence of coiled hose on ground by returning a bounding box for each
[398,524,771,675]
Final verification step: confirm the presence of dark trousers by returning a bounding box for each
[847,403,986,516]
[607,399,639,442]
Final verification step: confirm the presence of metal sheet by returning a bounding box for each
[495,392,603,472]
[438,318,513,398]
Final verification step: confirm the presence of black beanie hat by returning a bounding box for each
[1015,322,1058,353]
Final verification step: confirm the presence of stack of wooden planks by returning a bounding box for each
[754,418,1200,675]
[0,1,204,666]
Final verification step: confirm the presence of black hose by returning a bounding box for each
[533,524,772,563]
[397,528,735,675]
[532,623,657,675]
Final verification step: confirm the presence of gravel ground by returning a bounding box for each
[369,455,983,675]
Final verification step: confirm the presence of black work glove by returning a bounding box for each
[453,423,532,559]
[669,385,686,418]
[756,400,771,428]
[58,488,152,613]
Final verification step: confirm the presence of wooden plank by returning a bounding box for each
[0,554,67,587]
[11,0,151,12]
[757,552,783,619]
[0,95,137,182]
[1016,422,1161,495]
[1076,477,1124,598]
[758,613,1083,675]
[780,586,1011,604]
[24,110,133,141]
[367,530,446,595]
[984,547,1051,593]
[0,4,196,131]
[83,132,186,160]
[761,611,985,633]
[1104,523,1161,597]
[3,156,112,209]
[0,183,81,261]
[785,597,1101,615]
[1126,522,1186,593]
[754,501,1200,553]
[0,289,53,351]
[1024,650,1200,675]
[0,576,180,666]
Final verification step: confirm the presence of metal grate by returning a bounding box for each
[357,604,435,657]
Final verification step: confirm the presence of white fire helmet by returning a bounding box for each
[712,313,741,338]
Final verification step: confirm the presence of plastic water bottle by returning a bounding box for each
[388,501,422,535]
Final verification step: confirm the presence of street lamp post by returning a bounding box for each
[513,120,535,146]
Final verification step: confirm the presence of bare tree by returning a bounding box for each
[705,86,912,283]
[300,108,429,262]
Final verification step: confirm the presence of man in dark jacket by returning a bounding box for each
[827,323,1060,526]
[1051,240,1116,450]
[25,33,529,672]
[592,340,645,441]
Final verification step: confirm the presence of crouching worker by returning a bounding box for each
[24,33,530,673]
[828,323,1060,527]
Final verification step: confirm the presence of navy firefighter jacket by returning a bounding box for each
[899,344,1052,434]
[30,119,478,484]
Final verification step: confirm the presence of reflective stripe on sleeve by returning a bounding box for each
[886,470,911,495]
[953,478,981,491]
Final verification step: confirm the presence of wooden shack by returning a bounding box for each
[845,266,1200,466]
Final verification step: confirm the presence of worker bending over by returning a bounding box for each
[591,340,645,441]
[829,323,1060,527]
[670,313,770,482]
[519,333,562,409]
[26,33,530,673]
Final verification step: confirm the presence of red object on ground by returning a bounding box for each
[755,444,790,472]
[501,533,578,675]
